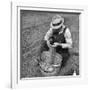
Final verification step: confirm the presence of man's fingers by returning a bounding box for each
[51,44,56,47]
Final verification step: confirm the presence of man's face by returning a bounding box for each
[53,29,59,33]
[53,26,62,33]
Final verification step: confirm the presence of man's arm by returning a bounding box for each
[44,28,53,47]
[53,28,72,48]
[44,28,52,41]
[62,28,72,48]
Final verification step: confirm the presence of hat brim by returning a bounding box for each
[50,18,64,29]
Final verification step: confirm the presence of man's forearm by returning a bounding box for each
[60,43,72,48]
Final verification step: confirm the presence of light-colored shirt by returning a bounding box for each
[44,26,72,48]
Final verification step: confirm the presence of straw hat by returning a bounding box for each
[50,15,64,29]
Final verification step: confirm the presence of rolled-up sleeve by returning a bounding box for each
[64,28,72,47]
[44,28,53,41]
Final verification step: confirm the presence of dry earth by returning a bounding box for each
[20,10,79,78]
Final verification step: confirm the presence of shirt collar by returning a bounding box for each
[59,25,65,34]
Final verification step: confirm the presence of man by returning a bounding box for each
[40,15,72,67]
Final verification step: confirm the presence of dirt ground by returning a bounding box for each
[20,10,79,78]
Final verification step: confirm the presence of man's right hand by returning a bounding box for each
[51,42,63,47]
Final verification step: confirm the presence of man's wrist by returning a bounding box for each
[61,43,72,48]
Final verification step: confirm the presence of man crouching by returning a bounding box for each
[40,15,72,73]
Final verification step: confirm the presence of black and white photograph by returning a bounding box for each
[20,8,80,79]
[0,0,89,89]
[10,1,88,89]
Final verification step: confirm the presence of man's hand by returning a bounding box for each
[51,42,60,47]
[52,43,72,48]
[53,42,59,46]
